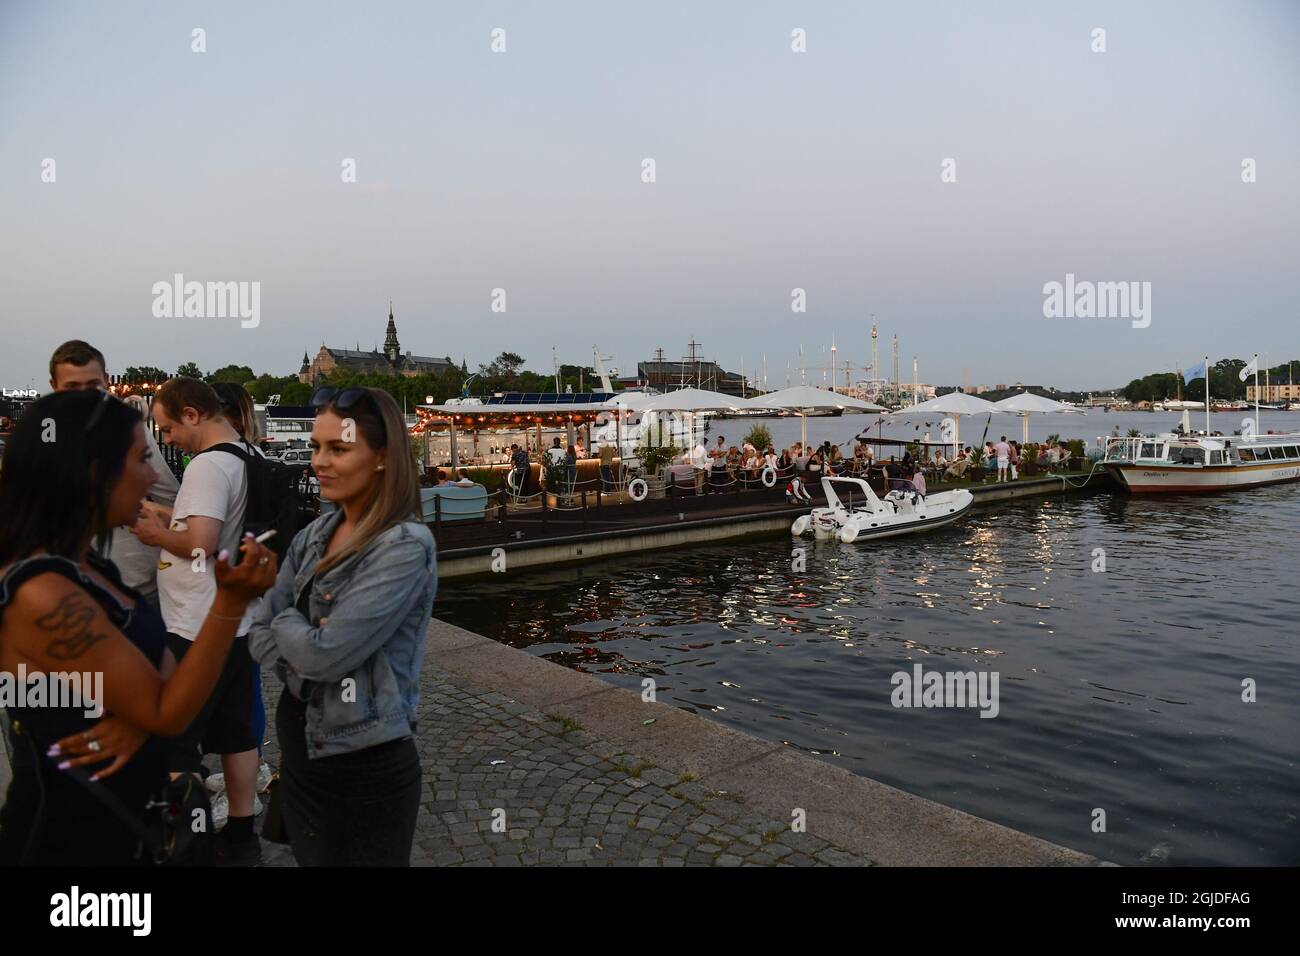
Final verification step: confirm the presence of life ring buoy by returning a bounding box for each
[506,469,520,491]
[761,466,777,488]
[628,477,649,501]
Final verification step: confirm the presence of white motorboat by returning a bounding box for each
[791,476,975,543]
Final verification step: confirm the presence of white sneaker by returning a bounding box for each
[211,792,264,829]
[205,762,272,795]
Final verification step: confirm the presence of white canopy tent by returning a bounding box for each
[992,391,1086,444]
[885,392,1003,455]
[743,386,885,449]
[639,387,745,412]
[639,388,745,454]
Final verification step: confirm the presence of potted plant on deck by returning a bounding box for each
[1067,438,1086,472]
[1020,442,1039,477]
[542,456,570,507]
[967,445,986,482]
[632,439,680,500]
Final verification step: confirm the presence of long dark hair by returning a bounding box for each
[0,390,142,566]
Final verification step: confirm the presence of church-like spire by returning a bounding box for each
[383,301,401,363]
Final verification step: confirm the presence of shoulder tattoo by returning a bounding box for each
[35,590,111,660]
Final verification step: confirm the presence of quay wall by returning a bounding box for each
[427,618,1104,866]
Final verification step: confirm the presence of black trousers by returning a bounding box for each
[276,689,421,866]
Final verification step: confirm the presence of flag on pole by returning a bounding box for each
[1240,356,1259,381]
[1183,360,1206,385]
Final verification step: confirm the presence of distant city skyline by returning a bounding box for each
[2,1,1297,391]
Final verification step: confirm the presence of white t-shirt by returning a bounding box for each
[994,441,1011,461]
[158,445,253,640]
[690,443,708,468]
[546,446,566,465]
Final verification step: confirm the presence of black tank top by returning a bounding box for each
[0,554,168,865]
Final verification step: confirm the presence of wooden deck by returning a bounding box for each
[428,465,1108,558]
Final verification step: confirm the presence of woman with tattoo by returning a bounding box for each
[0,390,278,865]
[248,387,436,866]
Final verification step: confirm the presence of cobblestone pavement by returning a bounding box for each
[241,665,873,867]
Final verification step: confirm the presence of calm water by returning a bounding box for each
[438,485,1300,865]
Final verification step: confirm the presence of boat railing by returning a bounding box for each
[1103,436,1148,462]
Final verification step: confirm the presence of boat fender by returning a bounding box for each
[628,477,649,501]
[761,466,777,488]
[839,524,859,543]
[791,515,810,536]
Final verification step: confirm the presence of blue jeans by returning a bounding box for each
[600,464,614,491]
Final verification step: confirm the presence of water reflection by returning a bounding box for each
[440,487,1300,865]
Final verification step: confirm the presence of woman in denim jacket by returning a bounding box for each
[248,387,436,866]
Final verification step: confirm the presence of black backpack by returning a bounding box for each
[194,441,300,563]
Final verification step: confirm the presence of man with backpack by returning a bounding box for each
[130,376,263,866]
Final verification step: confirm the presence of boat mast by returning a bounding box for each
[1205,354,1210,435]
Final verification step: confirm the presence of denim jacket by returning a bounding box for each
[247,510,437,760]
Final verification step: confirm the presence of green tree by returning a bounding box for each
[176,362,204,379]
[279,380,313,405]
[206,364,256,385]
[123,366,168,384]
[246,373,298,404]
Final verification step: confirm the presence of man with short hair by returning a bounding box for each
[510,442,530,496]
[994,435,1011,482]
[546,436,566,466]
[709,435,727,491]
[130,376,261,865]
[48,340,179,606]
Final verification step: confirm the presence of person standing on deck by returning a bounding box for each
[510,443,530,497]
[709,436,728,492]
[994,436,1011,482]
[599,441,617,493]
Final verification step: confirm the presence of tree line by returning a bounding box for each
[122,352,606,408]
[1121,358,1299,403]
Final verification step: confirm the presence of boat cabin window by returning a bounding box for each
[1285,446,1299,458]
[1176,446,1202,464]
[1139,442,1160,459]
[1209,450,1224,465]
[1239,448,1256,461]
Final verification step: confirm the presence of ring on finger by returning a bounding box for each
[87,739,103,753]
[258,556,269,565]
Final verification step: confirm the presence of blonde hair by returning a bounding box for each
[315,388,421,575]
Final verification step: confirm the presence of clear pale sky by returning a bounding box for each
[1,1,1297,391]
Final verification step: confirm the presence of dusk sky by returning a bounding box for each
[2,1,1297,391]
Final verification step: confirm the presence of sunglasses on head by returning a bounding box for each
[311,386,375,413]
[84,388,119,433]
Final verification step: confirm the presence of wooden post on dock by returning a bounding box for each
[434,493,442,535]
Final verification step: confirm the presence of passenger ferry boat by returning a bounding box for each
[1103,432,1300,493]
